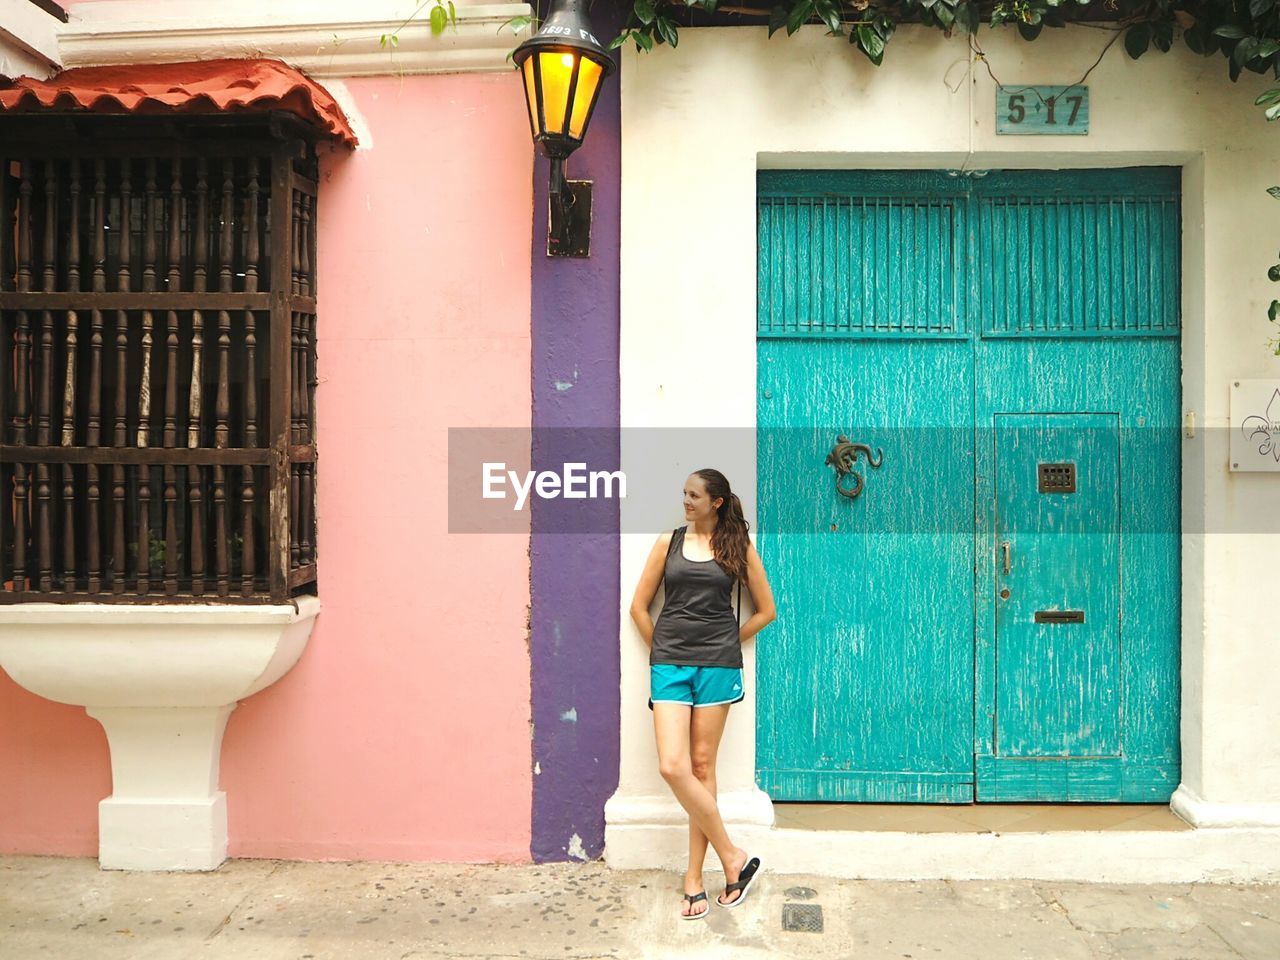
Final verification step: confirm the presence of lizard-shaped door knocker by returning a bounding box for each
[825,435,885,500]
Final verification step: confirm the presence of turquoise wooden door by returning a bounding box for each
[757,168,1181,803]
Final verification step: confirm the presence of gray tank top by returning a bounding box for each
[650,526,743,668]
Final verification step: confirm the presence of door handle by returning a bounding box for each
[1001,540,1011,575]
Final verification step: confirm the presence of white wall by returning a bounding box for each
[616,24,1280,827]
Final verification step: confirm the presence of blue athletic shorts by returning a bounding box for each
[648,664,744,710]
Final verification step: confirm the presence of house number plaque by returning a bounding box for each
[996,85,1089,136]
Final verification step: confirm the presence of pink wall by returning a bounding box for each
[0,73,535,862]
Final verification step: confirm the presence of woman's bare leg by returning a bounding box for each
[653,703,747,914]
[687,704,730,903]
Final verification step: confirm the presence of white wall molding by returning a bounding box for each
[0,597,321,871]
[1,0,62,74]
[1171,784,1280,829]
[606,821,1280,882]
[59,0,531,77]
[604,788,775,827]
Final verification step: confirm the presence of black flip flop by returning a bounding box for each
[717,856,762,908]
[680,890,709,920]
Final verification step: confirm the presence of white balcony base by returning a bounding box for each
[0,597,320,871]
[99,794,228,871]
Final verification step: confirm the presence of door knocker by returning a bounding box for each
[825,435,884,500]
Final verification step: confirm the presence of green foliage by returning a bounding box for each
[609,0,1280,101]
[380,0,458,49]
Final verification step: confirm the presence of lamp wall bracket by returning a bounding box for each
[548,178,593,258]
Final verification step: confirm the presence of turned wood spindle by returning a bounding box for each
[118,158,132,291]
[136,308,154,595]
[291,190,303,294]
[289,464,300,569]
[85,163,106,593]
[41,158,55,292]
[13,464,28,592]
[300,462,314,565]
[61,311,78,590]
[299,191,313,297]
[142,158,158,293]
[162,308,180,595]
[187,158,210,595]
[67,160,81,291]
[16,159,32,293]
[86,309,103,593]
[211,159,235,595]
[290,311,303,446]
[240,464,255,596]
[92,159,106,291]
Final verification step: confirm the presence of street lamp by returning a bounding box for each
[513,0,615,257]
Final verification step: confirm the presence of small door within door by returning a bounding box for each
[993,413,1121,759]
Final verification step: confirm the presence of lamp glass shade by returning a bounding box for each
[521,57,541,136]
[538,50,577,137]
[568,58,603,139]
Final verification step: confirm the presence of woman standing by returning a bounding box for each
[629,468,777,920]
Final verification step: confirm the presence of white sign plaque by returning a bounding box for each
[1230,379,1280,472]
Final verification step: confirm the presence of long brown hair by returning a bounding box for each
[693,468,750,582]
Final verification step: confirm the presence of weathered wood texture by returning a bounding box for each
[1,122,319,603]
[756,168,1180,803]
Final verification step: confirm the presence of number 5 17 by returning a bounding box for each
[1007,93,1084,125]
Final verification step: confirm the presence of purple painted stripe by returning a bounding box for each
[529,0,624,862]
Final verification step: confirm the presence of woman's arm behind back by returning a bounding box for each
[739,542,777,643]
[629,532,672,649]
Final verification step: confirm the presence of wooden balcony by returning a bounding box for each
[1,117,320,602]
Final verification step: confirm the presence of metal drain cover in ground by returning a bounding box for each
[781,902,824,933]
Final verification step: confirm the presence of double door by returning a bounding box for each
[756,169,1181,801]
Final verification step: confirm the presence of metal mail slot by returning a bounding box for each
[1035,610,1085,624]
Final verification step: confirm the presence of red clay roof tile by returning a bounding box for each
[0,58,356,146]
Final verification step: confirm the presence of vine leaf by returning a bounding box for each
[786,0,815,35]
[1125,23,1151,59]
[499,14,532,35]
[856,24,886,64]
[768,5,789,36]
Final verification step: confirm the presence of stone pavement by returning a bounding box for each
[1,855,1278,960]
